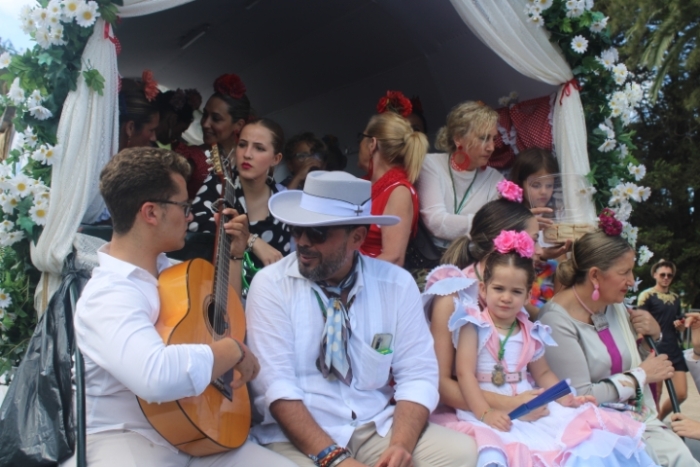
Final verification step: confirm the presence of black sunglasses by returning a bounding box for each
[291,225,354,244]
[147,199,193,217]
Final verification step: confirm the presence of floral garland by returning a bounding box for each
[0,0,119,378]
[523,0,653,259]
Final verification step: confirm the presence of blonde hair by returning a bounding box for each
[435,101,498,154]
[366,112,428,183]
[557,231,634,287]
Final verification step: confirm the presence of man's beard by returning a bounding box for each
[296,239,349,282]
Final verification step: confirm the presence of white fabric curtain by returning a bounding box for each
[449,0,596,224]
[31,0,196,312]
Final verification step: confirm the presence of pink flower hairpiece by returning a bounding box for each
[598,208,623,236]
[497,179,523,203]
[493,230,535,258]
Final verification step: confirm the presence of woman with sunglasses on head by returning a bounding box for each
[189,117,291,297]
[357,111,429,266]
[638,259,688,421]
[416,101,504,257]
[280,132,327,190]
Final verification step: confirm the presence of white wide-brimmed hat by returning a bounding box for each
[268,171,400,227]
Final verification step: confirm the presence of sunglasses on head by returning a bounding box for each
[659,273,673,278]
[291,225,353,244]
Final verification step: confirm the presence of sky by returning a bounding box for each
[0,0,39,52]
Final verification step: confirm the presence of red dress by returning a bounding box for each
[360,167,419,258]
[172,142,210,199]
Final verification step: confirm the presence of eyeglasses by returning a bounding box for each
[357,132,372,143]
[659,273,674,278]
[147,199,193,217]
[291,225,354,244]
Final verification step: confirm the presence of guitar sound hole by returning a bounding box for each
[205,298,229,337]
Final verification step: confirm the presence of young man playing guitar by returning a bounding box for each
[67,148,294,466]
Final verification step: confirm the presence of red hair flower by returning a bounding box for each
[376,90,413,117]
[214,73,247,100]
[141,70,159,102]
[599,208,623,236]
[497,179,524,203]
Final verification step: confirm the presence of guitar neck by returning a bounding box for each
[213,173,237,319]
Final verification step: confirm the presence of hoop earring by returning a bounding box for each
[451,144,471,171]
[591,283,600,301]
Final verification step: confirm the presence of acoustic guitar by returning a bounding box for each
[138,162,251,456]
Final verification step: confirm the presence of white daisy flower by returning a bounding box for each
[637,246,653,266]
[627,163,646,181]
[0,288,11,309]
[24,127,39,148]
[61,0,82,19]
[528,14,544,26]
[0,52,11,69]
[533,0,554,9]
[598,122,615,140]
[75,1,100,28]
[7,77,25,106]
[32,8,51,26]
[597,48,618,70]
[590,16,608,33]
[566,1,585,18]
[613,202,632,222]
[622,223,638,247]
[29,105,53,121]
[625,82,644,107]
[598,139,616,152]
[579,185,597,196]
[612,63,628,82]
[0,220,14,232]
[26,90,43,108]
[571,35,589,54]
[618,144,629,159]
[0,193,20,212]
[623,182,641,202]
[47,0,62,16]
[43,144,61,165]
[639,186,651,201]
[9,173,33,198]
[584,0,594,9]
[32,145,48,163]
[4,230,24,246]
[50,24,66,46]
[35,26,53,49]
[29,203,49,225]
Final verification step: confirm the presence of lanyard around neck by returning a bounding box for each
[449,164,478,214]
[497,319,518,361]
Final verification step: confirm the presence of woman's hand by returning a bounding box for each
[530,207,554,228]
[685,312,700,358]
[671,413,700,440]
[482,409,512,432]
[251,237,284,266]
[557,394,596,408]
[639,350,674,384]
[220,208,249,258]
[627,307,661,340]
[540,240,572,261]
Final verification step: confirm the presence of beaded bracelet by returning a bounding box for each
[319,447,347,467]
[328,452,351,467]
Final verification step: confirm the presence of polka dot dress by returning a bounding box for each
[189,167,292,291]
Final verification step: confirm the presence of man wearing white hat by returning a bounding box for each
[246,171,477,467]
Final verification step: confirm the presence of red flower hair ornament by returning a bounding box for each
[214,73,247,100]
[376,90,413,118]
[141,70,159,102]
[598,208,623,236]
[493,230,535,258]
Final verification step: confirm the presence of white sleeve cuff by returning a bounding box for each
[393,380,439,413]
[604,373,637,402]
[265,379,306,408]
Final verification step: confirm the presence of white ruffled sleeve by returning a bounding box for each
[530,319,558,361]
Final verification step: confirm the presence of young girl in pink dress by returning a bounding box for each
[426,230,657,467]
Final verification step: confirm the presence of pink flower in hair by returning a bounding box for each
[497,179,523,203]
[493,230,535,258]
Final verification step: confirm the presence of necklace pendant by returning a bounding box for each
[492,363,506,387]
